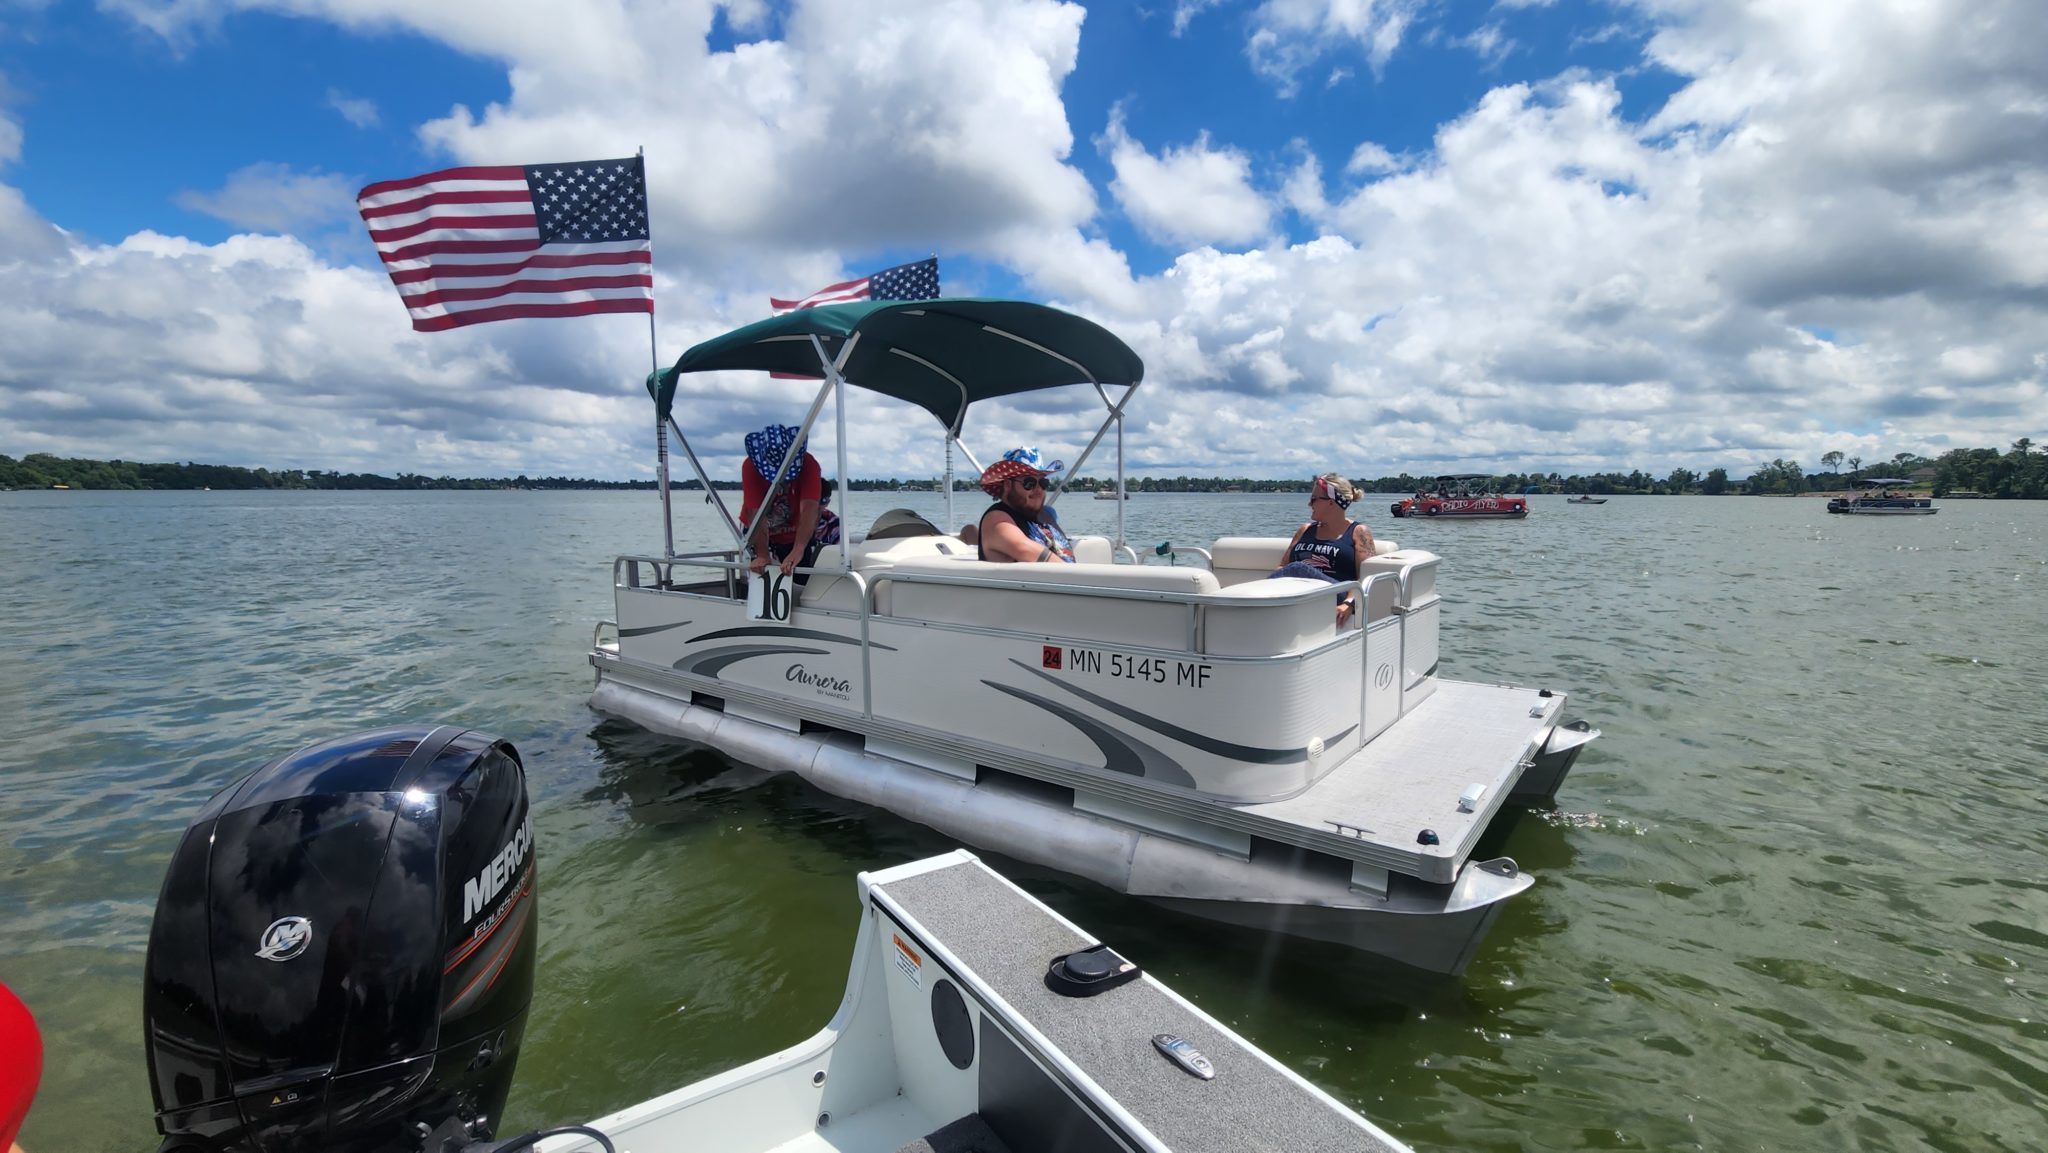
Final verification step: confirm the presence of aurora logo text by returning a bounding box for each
[786,664,851,697]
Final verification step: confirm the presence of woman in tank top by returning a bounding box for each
[1270,473,1377,625]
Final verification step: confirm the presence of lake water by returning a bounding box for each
[3,488,2044,1152]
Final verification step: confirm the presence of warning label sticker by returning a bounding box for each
[891,932,923,990]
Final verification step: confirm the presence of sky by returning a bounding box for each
[0,0,2043,483]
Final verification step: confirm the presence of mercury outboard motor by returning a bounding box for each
[144,726,537,1152]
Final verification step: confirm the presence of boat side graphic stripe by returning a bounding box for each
[689,626,896,651]
[677,644,830,679]
[980,680,1197,788]
[618,620,692,638]
[1009,658,1306,763]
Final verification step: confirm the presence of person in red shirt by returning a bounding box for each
[0,979,39,1153]
[740,423,824,584]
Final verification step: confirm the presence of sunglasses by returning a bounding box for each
[1010,476,1045,491]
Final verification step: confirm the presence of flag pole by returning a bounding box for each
[641,147,674,562]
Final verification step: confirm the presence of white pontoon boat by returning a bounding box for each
[590,299,1600,975]
[1826,478,1937,515]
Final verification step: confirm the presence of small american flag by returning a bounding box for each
[770,257,940,313]
[357,157,654,332]
[767,257,939,377]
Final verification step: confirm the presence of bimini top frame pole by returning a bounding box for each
[654,298,1146,551]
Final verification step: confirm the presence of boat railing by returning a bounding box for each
[614,549,746,599]
[614,553,1401,724]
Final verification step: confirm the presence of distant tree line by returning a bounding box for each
[4,440,2040,497]
[0,454,659,491]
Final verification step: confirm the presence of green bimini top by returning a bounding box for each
[651,298,1145,433]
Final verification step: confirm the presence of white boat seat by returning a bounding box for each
[1208,535,1400,588]
[800,535,966,610]
[1069,534,1114,564]
[1356,548,1439,609]
[881,557,1219,650]
[1201,576,1343,656]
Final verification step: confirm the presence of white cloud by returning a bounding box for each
[1082,0,2048,477]
[0,222,667,475]
[1170,0,1226,36]
[174,162,361,233]
[0,67,21,165]
[1344,140,1401,175]
[1455,21,1515,67]
[0,95,67,264]
[6,0,2043,484]
[1245,0,1423,96]
[1101,106,1273,249]
[1,2,1123,478]
[326,87,378,128]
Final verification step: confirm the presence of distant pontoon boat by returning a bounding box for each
[1827,478,1937,515]
[1390,475,1530,519]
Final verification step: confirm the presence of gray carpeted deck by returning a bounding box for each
[893,1113,1012,1153]
[876,861,1408,1153]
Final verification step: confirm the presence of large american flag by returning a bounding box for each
[770,257,940,313]
[357,157,654,332]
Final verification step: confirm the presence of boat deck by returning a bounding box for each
[873,857,1403,1153]
[1239,679,1558,883]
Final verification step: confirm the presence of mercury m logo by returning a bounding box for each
[255,916,313,962]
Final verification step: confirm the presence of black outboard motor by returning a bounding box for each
[144,726,537,1152]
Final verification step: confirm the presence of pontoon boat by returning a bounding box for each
[1389,475,1530,519]
[590,300,1599,975]
[1826,478,1937,515]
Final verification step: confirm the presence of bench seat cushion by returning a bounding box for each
[881,558,1216,649]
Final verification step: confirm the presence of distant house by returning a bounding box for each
[1910,466,1937,483]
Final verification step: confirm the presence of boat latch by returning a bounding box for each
[1457,783,1486,813]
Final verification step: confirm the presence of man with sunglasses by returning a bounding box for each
[976,447,1076,563]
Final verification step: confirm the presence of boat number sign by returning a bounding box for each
[1045,645,1213,689]
[748,571,793,622]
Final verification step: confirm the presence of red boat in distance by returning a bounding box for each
[1391,474,1531,519]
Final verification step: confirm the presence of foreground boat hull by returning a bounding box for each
[548,852,1413,1152]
